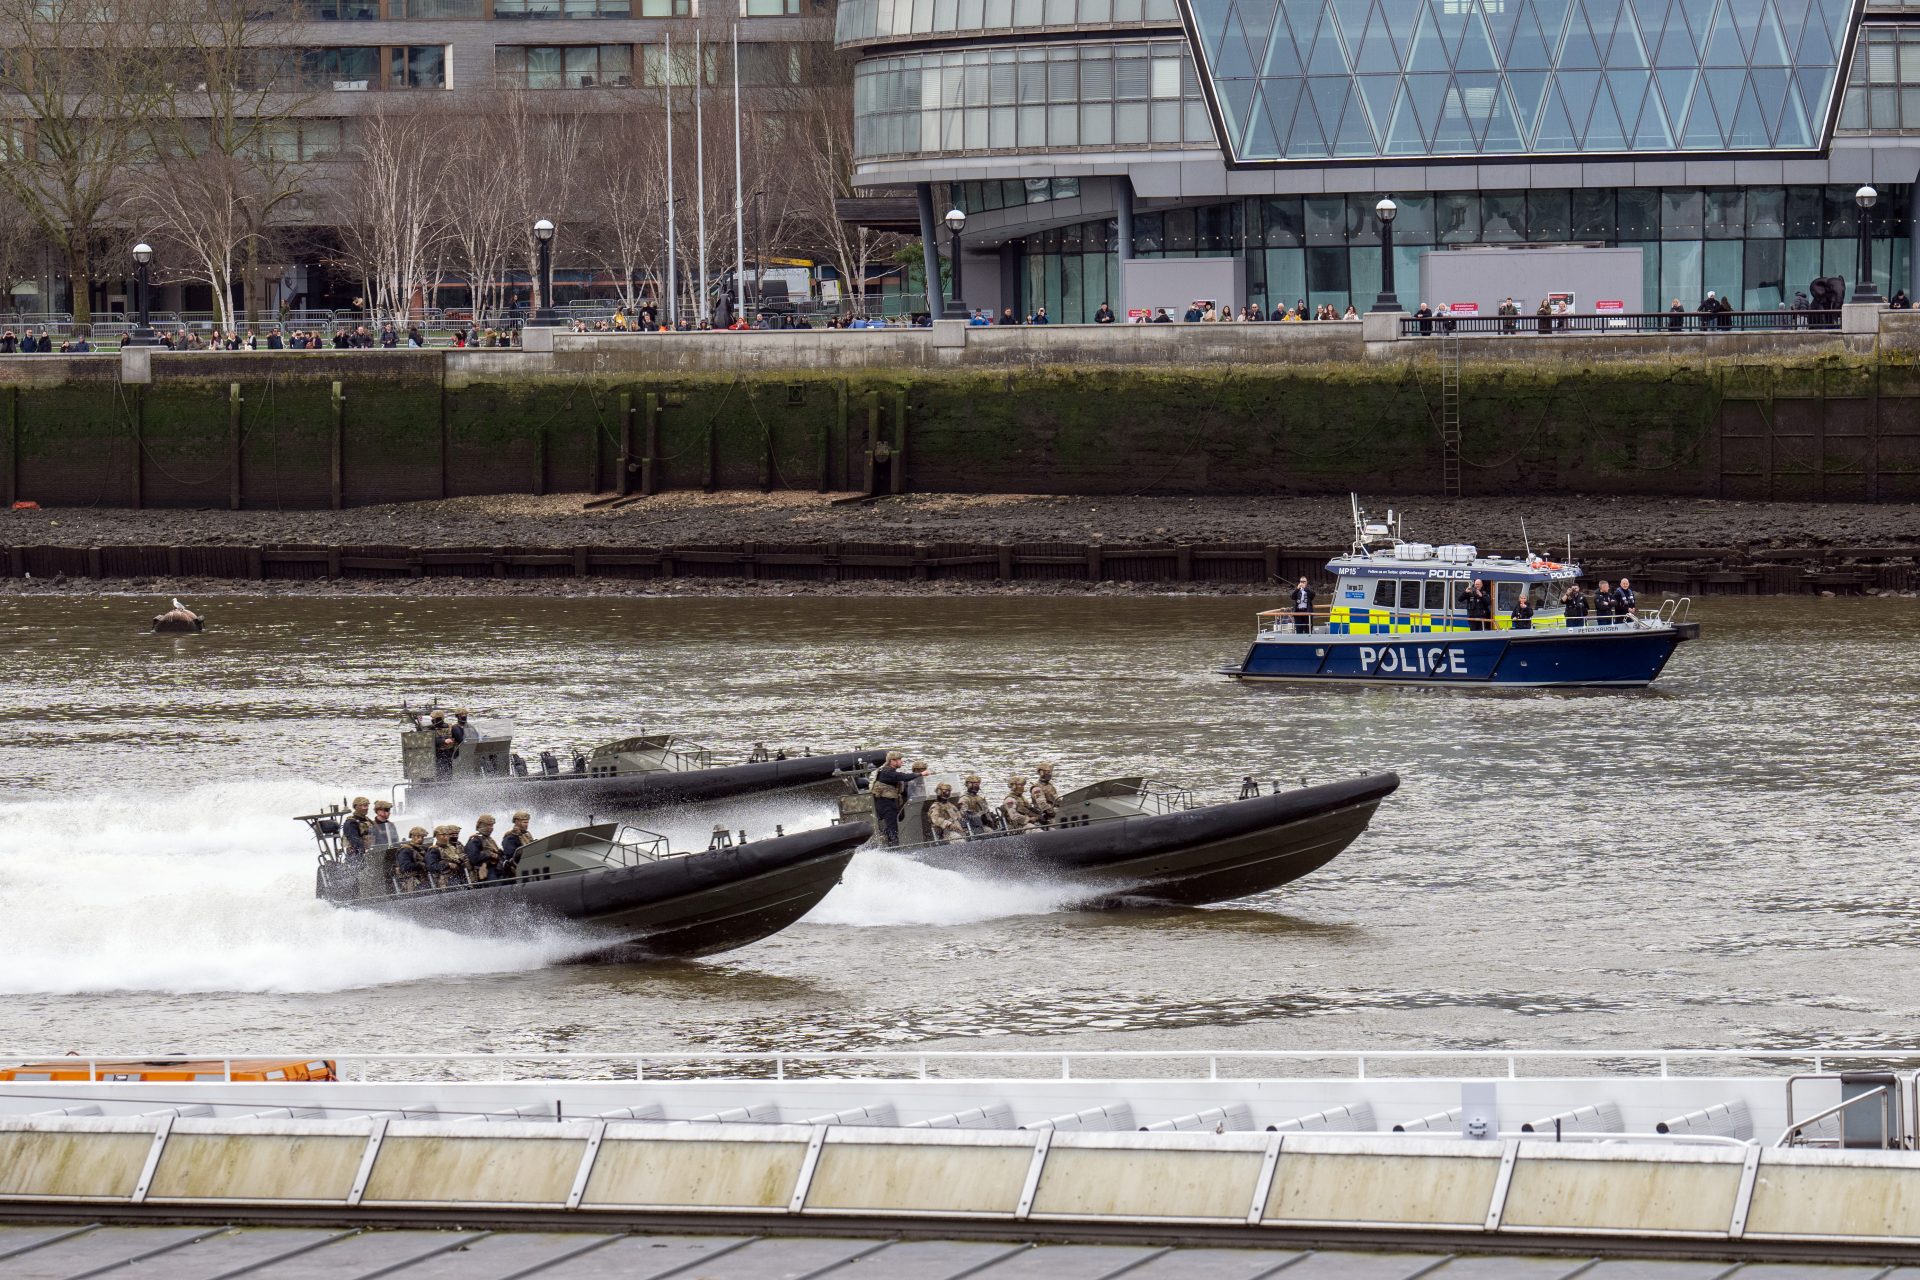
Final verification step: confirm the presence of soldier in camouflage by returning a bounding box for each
[925,783,965,843]
[500,810,534,879]
[464,813,503,883]
[428,824,469,888]
[340,796,374,870]
[956,774,1000,837]
[394,827,431,893]
[1000,776,1039,832]
[1029,764,1061,827]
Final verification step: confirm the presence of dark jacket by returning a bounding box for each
[1562,588,1589,620]
[1510,598,1534,630]
[1613,585,1636,616]
[1291,585,1314,612]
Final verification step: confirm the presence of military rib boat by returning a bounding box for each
[300,808,870,959]
[395,707,886,814]
[840,772,1398,906]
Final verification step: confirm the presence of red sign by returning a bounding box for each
[1128,308,1151,322]
[1447,302,1480,315]
[1595,299,1625,313]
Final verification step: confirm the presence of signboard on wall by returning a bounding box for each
[1595,299,1625,312]
[1448,302,1480,315]
[1547,291,1576,310]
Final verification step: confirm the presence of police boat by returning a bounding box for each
[1222,499,1700,689]
[299,805,872,960]
[837,771,1398,907]
[396,706,887,814]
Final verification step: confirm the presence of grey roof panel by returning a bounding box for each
[1581,1263,1751,1280]
[376,1230,621,1279]
[1429,1258,1602,1280]
[520,1234,757,1279]
[0,1226,100,1264]
[231,1229,486,1280]
[0,1225,217,1280]
[826,1239,1039,1279]
[641,1235,899,1280]
[1278,1254,1456,1280]
[111,1228,352,1280]
[1122,1248,1317,1278]
[969,1243,1180,1279]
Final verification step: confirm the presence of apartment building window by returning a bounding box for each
[302,46,380,89]
[496,44,633,86]
[744,0,799,13]
[496,0,681,15]
[390,45,448,88]
[737,43,801,85]
[398,0,482,15]
[301,0,380,18]
[640,42,718,85]
[254,119,352,161]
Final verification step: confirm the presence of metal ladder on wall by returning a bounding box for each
[1439,333,1463,499]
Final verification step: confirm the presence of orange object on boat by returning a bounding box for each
[0,1057,337,1083]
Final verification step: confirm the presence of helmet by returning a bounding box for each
[911,760,928,771]
[1008,775,1027,786]
[351,795,369,807]
[453,708,469,716]
[1035,762,1054,774]
[512,810,531,822]
[374,801,392,812]
[429,710,445,720]
[408,826,427,838]
[476,813,495,826]
[964,774,981,784]
[935,783,953,795]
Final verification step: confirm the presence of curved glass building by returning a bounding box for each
[842,0,1920,321]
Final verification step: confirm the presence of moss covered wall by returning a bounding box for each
[3,351,1917,507]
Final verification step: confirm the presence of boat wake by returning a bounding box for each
[0,780,590,996]
[806,848,1087,927]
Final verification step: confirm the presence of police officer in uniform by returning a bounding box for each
[500,810,534,879]
[465,814,503,883]
[1290,577,1315,634]
[1464,579,1492,631]
[1562,582,1589,628]
[956,774,1000,836]
[1614,577,1637,621]
[1029,764,1061,827]
[925,783,965,843]
[1000,776,1039,832]
[1509,587,1535,630]
[869,752,912,847]
[1593,579,1616,626]
[394,827,431,892]
[341,796,374,869]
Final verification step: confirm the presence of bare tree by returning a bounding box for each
[434,106,518,323]
[0,0,169,325]
[581,107,669,314]
[333,101,453,324]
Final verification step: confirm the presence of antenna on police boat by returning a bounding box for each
[1520,516,1534,560]
[1567,533,1573,565]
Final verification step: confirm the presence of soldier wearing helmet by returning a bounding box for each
[907,760,931,800]
[394,826,432,893]
[500,810,534,879]
[465,813,502,883]
[341,796,374,869]
[956,773,1000,836]
[428,824,467,888]
[1030,763,1061,827]
[429,710,458,780]
[926,782,965,843]
[1000,775,1039,833]
[868,751,913,847]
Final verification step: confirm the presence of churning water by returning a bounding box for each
[0,592,1916,1057]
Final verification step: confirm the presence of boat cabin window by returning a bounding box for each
[1397,580,1424,610]
[1496,582,1522,612]
[1542,581,1567,608]
[1373,580,1397,607]
[1424,580,1449,611]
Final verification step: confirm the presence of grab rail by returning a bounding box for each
[1777,1084,1894,1149]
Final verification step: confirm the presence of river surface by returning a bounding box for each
[0,592,1915,1063]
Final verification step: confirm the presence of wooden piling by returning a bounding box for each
[891,387,908,495]
[641,392,659,496]
[228,383,243,511]
[329,381,344,511]
[2,387,15,508]
[129,387,144,510]
[617,391,633,497]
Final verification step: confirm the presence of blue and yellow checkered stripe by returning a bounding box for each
[1328,607,1568,634]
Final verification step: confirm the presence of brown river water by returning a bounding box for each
[0,592,1915,1061]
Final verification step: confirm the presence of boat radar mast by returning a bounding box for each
[1349,494,1401,555]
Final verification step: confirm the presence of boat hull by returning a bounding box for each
[341,823,869,959]
[406,749,887,813]
[905,773,1398,907]
[1226,624,1692,688]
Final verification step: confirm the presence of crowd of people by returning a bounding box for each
[866,751,1064,848]
[334,795,539,897]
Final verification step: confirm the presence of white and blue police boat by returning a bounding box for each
[1222,499,1699,689]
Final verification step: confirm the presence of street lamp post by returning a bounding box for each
[942,206,969,320]
[1371,197,1402,313]
[126,243,158,347]
[531,218,558,326]
[1853,185,1883,304]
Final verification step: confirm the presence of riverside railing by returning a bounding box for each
[1399,309,1842,336]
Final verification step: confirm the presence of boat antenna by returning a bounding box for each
[1566,532,1573,565]
[1520,516,1534,560]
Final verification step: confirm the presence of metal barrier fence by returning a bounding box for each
[1399,310,1842,336]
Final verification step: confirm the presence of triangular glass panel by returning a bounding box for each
[1793,9,1834,66]
[1330,0,1372,49]
[1532,0,1574,51]
[1772,0,1811,57]
[1556,67,1604,118]
[1587,0,1626,60]
[1630,78,1676,146]
[1375,0,1421,53]
[1457,7,1501,70]
[1750,66,1791,134]
[1730,73,1769,145]
[1583,75,1630,148]
[1794,65,1835,134]
[1432,76,1478,150]
[1727,0,1767,60]
[1432,0,1471,60]
[1251,79,1300,154]
[1703,66,1746,125]
[1653,5,1698,65]
[1219,77,1259,151]
[1774,75,1813,146]
[1534,79,1582,148]
[1507,5,1555,68]
[1822,0,1851,56]
[1559,0,1604,67]
[1481,82,1528,149]
[1506,70,1552,137]
[1703,1,1747,64]
[1455,71,1502,139]
[1384,88,1428,152]
[1286,90,1331,155]
[1355,73,1400,131]
[1264,4,1309,75]
[1355,3,1404,72]
[1748,0,1790,65]
[1679,0,1715,52]
[1483,0,1524,63]
[1304,2,1350,72]
[1681,75,1724,145]
[1608,64,1651,117]
[1332,84,1380,153]
[1654,67,1697,123]
[1308,73,1350,131]
[1607,2,1650,67]
[1625,0,1669,58]
[1212,11,1260,77]
[1403,71,1451,143]
[1405,2,1449,71]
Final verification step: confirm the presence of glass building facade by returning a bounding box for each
[1187,0,1865,162]
[1014,185,1910,321]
